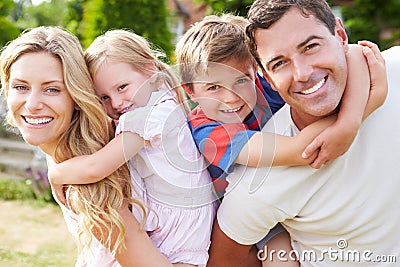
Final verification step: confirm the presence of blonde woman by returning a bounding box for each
[0,26,175,266]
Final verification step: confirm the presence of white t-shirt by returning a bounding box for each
[217,46,400,266]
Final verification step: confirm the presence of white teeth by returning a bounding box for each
[25,117,52,125]
[223,106,241,113]
[301,78,325,95]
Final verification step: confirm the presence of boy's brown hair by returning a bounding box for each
[175,14,256,92]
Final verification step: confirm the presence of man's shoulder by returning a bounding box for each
[262,104,296,136]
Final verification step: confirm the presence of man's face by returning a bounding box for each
[255,8,349,127]
[189,59,257,124]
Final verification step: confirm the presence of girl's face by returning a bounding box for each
[6,52,75,154]
[93,60,155,120]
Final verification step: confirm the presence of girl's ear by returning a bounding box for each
[74,104,81,110]
[181,83,194,98]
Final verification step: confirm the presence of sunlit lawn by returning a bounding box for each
[0,175,77,267]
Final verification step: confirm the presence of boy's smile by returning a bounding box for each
[188,59,257,124]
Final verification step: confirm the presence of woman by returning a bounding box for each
[0,26,174,266]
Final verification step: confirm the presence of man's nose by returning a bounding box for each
[292,56,313,82]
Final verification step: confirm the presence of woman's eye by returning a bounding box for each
[13,85,28,91]
[46,87,60,93]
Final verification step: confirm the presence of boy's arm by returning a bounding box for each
[48,132,144,185]
[302,42,387,168]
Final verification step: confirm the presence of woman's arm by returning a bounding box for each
[48,131,145,185]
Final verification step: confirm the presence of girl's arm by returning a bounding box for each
[236,42,387,168]
[48,131,145,185]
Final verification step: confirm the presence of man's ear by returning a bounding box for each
[335,18,349,53]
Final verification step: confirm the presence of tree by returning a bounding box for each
[80,0,173,57]
[0,0,20,47]
[196,0,253,16]
[342,0,400,49]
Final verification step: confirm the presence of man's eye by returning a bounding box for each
[272,60,285,71]
[305,43,318,51]
[236,78,250,85]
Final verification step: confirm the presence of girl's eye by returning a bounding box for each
[100,95,110,102]
[207,84,220,91]
[118,84,127,91]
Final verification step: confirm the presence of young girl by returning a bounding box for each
[49,29,217,267]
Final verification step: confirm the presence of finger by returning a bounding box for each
[362,46,379,67]
[310,158,323,169]
[302,139,322,159]
[358,40,384,62]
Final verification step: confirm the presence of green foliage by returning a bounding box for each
[80,0,173,57]
[0,0,20,47]
[0,178,35,201]
[0,178,53,202]
[195,0,253,16]
[342,0,400,49]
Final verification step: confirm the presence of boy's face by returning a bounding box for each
[255,8,348,123]
[188,59,257,124]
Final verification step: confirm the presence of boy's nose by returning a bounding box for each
[222,87,240,102]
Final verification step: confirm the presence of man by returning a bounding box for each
[208,0,400,266]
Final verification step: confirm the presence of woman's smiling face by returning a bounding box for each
[7,52,75,154]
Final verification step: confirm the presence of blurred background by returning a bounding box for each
[0,0,399,265]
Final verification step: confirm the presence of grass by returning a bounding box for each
[0,175,77,267]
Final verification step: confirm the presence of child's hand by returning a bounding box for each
[358,40,388,114]
[302,119,357,169]
[47,158,66,204]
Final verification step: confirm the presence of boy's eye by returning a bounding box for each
[236,77,250,85]
[207,84,220,91]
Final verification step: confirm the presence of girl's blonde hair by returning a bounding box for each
[0,26,144,258]
[84,29,189,112]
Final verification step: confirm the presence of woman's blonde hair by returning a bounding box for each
[84,29,189,112]
[0,26,145,258]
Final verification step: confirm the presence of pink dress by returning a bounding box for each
[116,88,218,266]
